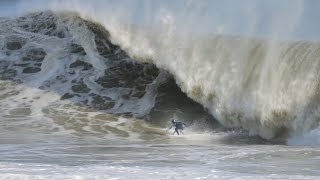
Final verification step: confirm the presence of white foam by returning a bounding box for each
[25,1,318,139]
[2,1,320,140]
[0,161,316,180]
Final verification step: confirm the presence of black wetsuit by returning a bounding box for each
[168,121,186,135]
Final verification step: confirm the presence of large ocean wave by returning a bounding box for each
[0,11,214,141]
[1,10,320,141]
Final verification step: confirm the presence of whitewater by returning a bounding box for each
[0,0,320,179]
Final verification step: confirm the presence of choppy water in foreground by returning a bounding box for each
[0,133,320,179]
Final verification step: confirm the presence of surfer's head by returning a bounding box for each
[171,119,176,124]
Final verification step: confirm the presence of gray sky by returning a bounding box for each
[1,0,319,40]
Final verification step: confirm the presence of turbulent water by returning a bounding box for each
[0,11,213,135]
[112,26,320,139]
[1,9,320,179]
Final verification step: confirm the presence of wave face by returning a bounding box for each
[0,11,213,139]
[115,30,320,139]
[91,15,320,139]
[1,9,320,140]
[36,1,317,139]
[0,11,169,118]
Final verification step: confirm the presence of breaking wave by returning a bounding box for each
[1,10,320,141]
[0,11,213,141]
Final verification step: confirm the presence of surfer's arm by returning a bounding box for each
[167,125,173,131]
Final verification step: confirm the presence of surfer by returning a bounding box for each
[167,119,186,135]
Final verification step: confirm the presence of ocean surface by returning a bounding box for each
[1,1,320,179]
